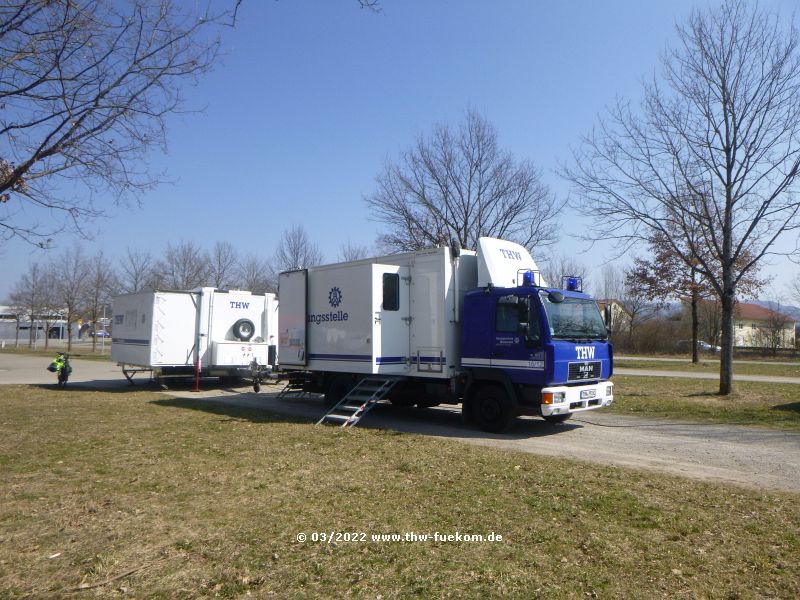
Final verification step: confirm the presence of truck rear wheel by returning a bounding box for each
[473,385,514,433]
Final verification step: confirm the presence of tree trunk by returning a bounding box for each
[691,286,699,364]
[67,314,73,352]
[719,287,735,395]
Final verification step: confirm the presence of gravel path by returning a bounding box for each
[3,353,799,494]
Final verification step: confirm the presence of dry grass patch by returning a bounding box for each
[611,376,800,429]
[615,358,800,378]
[0,384,798,598]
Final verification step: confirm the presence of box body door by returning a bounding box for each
[372,264,411,374]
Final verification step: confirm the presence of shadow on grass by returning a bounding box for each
[686,391,724,398]
[772,401,800,414]
[30,380,162,394]
[152,397,306,425]
[149,392,581,441]
[29,376,252,395]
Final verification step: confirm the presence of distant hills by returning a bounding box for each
[754,301,800,322]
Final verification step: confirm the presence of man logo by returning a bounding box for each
[328,286,343,308]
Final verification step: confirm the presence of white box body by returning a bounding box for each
[112,288,278,371]
[279,247,478,380]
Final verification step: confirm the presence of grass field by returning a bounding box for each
[1,385,798,598]
[610,375,800,429]
[615,358,800,378]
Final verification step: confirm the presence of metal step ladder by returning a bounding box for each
[317,377,399,428]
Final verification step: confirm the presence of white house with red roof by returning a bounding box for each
[733,302,796,349]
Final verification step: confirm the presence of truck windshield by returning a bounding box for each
[539,292,608,340]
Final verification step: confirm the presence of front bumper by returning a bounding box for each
[540,381,613,417]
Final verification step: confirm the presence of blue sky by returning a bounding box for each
[2,0,798,300]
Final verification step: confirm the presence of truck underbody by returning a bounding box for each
[293,369,613,433]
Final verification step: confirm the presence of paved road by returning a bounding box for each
[2,354,799,494]
[0,353,125,387]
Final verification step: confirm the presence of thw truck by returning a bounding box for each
[112,288,278,384]
[278,238,613,432]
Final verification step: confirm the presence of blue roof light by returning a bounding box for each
[522,271,534,286]
[563,276,582,292]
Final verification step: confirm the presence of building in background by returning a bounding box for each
[733,302,796,350]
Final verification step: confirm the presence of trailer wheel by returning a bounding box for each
[543,413,571,424]
[325,375,353,406]
[232,318,255,341]
[473,385,514,433]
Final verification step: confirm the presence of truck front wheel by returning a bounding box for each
[473,385,514,433]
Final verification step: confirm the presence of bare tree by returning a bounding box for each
[367,111,562,253]
[4,291,25,347]
[159,240,211,290]
[210,241,239,289]
[84,251,115,352]
[619,274,655,349]
[273,225,323,272]
[594,264,626,303]
[790,273,800,304]
[540,252,588,291]
[9,263,45,347]
[37,264,60,349]
[752,302,794,354]
[0,0,229,245]
[563,0,800,394]
[236,253,274,294]
[628,229,764,363]
[118,248,159,293]
[54,245,89,350]
[338,240,371,262]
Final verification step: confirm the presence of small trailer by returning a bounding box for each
[111,288,278,386]
[277,237,613,432]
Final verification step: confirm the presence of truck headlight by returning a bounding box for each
[542,391,566,405]
[606,385,613,396]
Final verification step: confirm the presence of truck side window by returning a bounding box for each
[495,296,519,332]
[383,273,400,311]
[496,295,540,344]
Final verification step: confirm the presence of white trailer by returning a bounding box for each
[112,288,278,383]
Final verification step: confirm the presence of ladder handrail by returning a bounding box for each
[317,376,399,428]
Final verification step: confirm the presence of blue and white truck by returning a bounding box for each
[278,237,613,432]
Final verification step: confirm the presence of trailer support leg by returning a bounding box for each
[193,358,201,392]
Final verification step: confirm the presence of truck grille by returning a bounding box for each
[568,361,601,381]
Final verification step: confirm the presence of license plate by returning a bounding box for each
[580,389,597,399]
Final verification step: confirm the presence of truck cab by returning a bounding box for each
[460,283,614,432]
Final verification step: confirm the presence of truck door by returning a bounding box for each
[372,264,411,374]
[490,294,545,382]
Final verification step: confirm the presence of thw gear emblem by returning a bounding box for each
[328,286,343,308]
